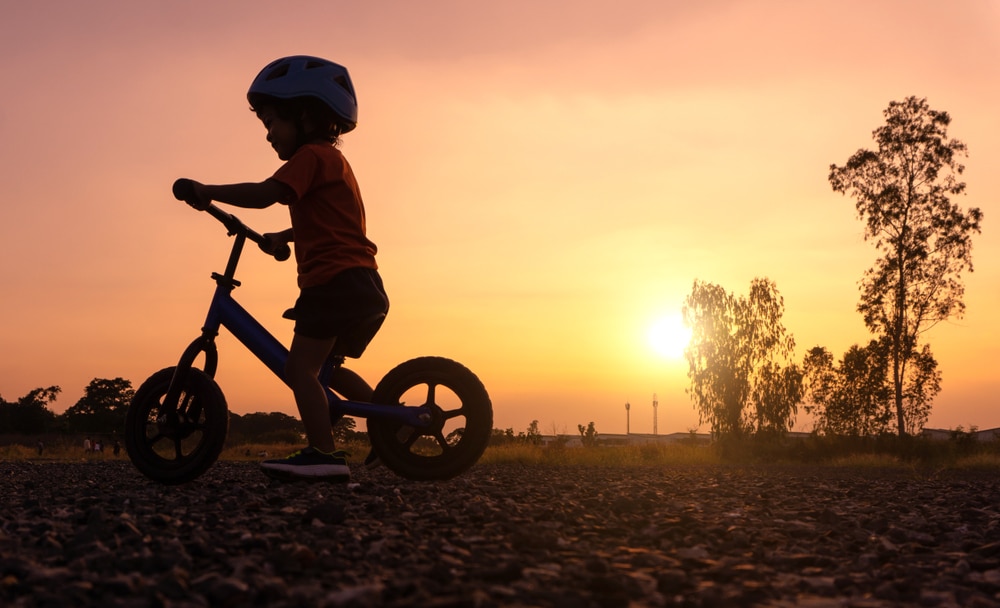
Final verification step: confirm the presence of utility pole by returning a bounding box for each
[625,401,630,435]
[653,393,658,436]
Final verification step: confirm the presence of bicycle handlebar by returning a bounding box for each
[172,179,291,262]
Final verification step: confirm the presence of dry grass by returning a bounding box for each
[479,442,722,467]
[5,437,1000,471]
[219,440,372,463]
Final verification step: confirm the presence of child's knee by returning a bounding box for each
[284,360,317,389]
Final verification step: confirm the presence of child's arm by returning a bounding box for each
[188,179,294,210]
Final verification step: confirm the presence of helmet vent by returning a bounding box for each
[305,60,325,69]
[264,64,290,81]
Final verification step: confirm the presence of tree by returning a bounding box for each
[62,378,134,435]
[333,416,363,443]
[525,420,542,445]
[228,411,303,443]
[804,342,892,436]
[0,387,60,434]
[804,339,941,436]
[577,421,598,447]
[683,278,802,439]
[829,96,983,436]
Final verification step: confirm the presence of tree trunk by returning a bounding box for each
[894,247,907,437]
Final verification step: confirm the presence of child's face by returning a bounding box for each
[257,106,299,161]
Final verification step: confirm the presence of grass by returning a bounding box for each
[4,436,1000,471]
[479,442,722,467]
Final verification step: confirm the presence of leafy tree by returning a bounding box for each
[228,411,303,443]
[577,421,598,447]
[901,343,941,434]
[0,387,60,434]
[525,420,542,445]
[804,342,891,436]
[333,416,364,443]
[804,339,941,436]
[829,96,983,436]
[683,278,802,439]
[62,378,134,434]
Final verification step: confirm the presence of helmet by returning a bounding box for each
[247,56,358,133]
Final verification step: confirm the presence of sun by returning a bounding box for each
[647,313,692,359]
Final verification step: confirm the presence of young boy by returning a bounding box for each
[180,56,389,482]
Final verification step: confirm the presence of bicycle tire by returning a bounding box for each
[368,357,492,480]
[125,367,229,485]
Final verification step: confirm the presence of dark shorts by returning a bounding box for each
[293,267,389,357]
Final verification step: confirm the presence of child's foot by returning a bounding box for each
[260,447,350,482]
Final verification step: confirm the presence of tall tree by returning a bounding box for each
[829,96,982,436]
[683,278,802,439]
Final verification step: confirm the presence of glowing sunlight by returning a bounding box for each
[647,313,692,360]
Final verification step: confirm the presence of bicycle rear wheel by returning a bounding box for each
[125,367,228,484]
[368,357,492,480]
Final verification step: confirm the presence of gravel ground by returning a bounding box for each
[2,460,1000,607]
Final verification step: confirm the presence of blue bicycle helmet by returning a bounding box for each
[248,55,358,133]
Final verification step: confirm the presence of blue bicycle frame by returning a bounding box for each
[162,206,429,429]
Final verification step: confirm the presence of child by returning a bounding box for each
[180,56,389,482]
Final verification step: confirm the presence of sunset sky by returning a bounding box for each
[1,0,998,436]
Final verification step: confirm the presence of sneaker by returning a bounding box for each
[260,447,351,482]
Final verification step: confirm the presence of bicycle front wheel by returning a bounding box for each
[125,367,229,485]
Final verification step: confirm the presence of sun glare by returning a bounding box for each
[647,313,692,359]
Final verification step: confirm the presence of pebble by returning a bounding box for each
[2,461,1000,606]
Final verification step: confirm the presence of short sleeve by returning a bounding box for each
[271,147,322,202]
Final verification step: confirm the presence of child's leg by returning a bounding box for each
[285,333,338,453]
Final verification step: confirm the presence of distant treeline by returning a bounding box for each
[0,378,360,446]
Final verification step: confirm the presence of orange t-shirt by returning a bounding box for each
[270,144,378,288]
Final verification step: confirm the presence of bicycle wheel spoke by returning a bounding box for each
[425,383,437,407]
[441,408,464,420]
[433,431,452,453]
[398,426,420,449]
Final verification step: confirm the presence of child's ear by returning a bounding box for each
[299,110,317,133]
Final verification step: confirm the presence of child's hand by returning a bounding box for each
[259,232,285,254]
[172,178,212,210]
[260,231,293,261]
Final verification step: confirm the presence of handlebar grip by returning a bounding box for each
[258,236,292,262]
[273,244,291,262]
[172,178,196,202]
